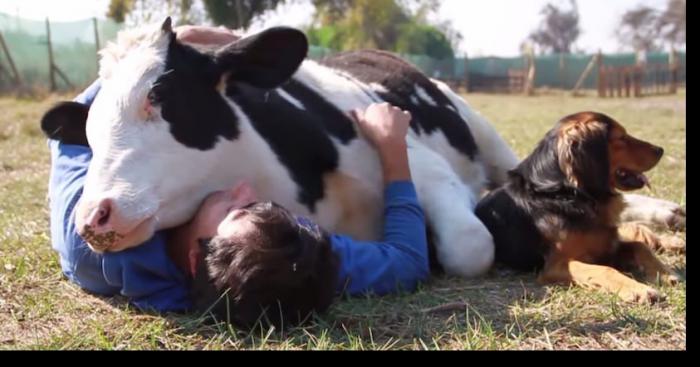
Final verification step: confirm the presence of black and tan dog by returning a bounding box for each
[475,111,682,303]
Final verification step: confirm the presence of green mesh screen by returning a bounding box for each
[0,12,122,91]
[0,13,685,93]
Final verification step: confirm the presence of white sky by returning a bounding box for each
[0,0,675,56]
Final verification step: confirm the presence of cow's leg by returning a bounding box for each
[407,139,494,277]
[621,194,686,231]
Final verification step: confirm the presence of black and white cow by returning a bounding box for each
[42,19,685,278]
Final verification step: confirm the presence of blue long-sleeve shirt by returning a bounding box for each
[48,80,429,313]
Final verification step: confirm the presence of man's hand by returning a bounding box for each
[351,103,412,183]
[175,25,239,46]
[352,102,411,150]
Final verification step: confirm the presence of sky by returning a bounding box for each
[0,0,674,57]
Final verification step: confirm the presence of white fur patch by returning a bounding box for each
[98,22,170,80]
[276,89,306,110]
[369,82,389,94]
[415,85,438,107]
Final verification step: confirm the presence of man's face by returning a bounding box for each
[190,182,258,242]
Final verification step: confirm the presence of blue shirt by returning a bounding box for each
[48,80,429,313]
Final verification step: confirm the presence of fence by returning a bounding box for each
[0,12,687,95]
[311,45,686,95]
[0,13,121,93]
[598,62,681,98]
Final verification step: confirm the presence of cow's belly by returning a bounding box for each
[313,138,385,241]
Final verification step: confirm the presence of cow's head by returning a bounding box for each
[42,18,308,253]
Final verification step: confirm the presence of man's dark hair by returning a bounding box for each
[190,201,340,329]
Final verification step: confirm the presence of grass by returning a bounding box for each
[0,89,685,350]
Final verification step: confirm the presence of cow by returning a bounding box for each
[41,18,685,278]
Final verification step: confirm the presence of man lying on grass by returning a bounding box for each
[46,32,429,327]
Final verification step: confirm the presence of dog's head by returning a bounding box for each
[514,112,663,197]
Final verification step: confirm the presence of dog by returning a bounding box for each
[475,111,683,303]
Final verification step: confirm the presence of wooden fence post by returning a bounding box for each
[597,51,605,98]
[0,31,22,88]
[669,48,678,94]
[93,17,100,76]
[46,18,56,91]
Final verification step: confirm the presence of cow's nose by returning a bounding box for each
[86,198,113,231]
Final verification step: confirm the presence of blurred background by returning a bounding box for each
[0,0,686,96]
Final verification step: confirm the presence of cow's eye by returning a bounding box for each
[147,88,162,106]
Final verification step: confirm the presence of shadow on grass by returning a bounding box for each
[92,263,684,349]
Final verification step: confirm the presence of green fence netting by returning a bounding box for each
[0,12,122,91]
[1,13,686,93]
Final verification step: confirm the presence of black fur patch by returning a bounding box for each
[281,79,357,144]
[226,81,358,212]
[321,50,479,159]
[150,37,239,150]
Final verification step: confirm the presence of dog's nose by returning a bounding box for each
[654,146,664,158]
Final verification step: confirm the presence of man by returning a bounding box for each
[48,26,429,328]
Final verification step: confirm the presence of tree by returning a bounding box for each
[202,0,286,29]
[528,0,580,54]
[311,0,351,24]
[307,0,458,59]
[395,23,454,59]
[107,0,135,23]
[657,0,685,47]
[616,5,662,52]
[107,0,204,26]
[107,0,283,29]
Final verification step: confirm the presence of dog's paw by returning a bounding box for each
[646,270,682,286]
[619,285,664,304]
[662,272,681,286]
[665,206,686,231]
[658,234,686,254]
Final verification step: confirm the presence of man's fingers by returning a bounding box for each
[349,108,364,123]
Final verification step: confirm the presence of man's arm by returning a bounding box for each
[331,180,429,296]
[331,103,429,296]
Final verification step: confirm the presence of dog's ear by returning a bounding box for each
[512,129,568,193]
[557,120,611,195]
[40,101,90,146]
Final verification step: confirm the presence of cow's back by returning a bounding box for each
[319,50,487,194]
[320,50,478,158]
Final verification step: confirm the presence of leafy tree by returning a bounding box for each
[528,0,580,54]
[107,0,135,23]
[307,0,457,59]
[202,0,285,29]
[616,5,662,52]
[657,0,685,47]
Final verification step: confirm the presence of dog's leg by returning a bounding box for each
[614,240,680,285]
[618,222,685,254]
[621,194,686,231]
[538,258,663,304]
[407,139,494,277]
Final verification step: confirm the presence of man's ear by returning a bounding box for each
[40,101,90,147]
[214,27,308,89]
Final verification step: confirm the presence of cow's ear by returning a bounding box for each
[214,27,308,89]
[41,101,90,146]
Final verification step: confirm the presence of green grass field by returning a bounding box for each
[0,90,685,350]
